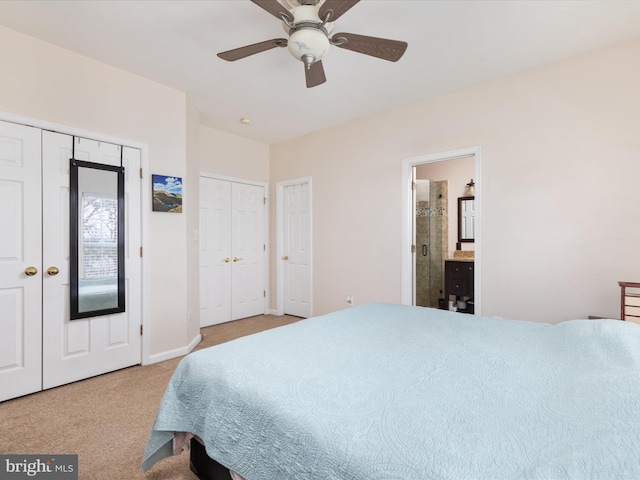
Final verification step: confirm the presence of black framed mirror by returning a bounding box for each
[70,159,125,320]
[458,196,475,243]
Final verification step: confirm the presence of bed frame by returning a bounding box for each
[189,438,233,480]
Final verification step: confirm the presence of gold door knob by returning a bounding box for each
[47,266,60,276]
[282,256,289,260]
[233,257,243,262]
[223,258,231,263]
[24,266,38,276]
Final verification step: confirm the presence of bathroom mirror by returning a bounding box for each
[458,196,475,243]
[70,159,125,319]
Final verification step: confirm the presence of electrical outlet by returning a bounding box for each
[346,294,353,307]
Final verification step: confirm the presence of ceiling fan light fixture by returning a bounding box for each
[283,4,333,65]
[287,26,330,64]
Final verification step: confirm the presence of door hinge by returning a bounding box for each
[140,167,143,179]
[140,325,143,336]
[264,290,266,298]
[411,181,416,190]
[411,244,416,253]
[263,244,266,251]
[140,246,143,257]
[263,197,267,205]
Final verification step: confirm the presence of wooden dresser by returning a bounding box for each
[445,260,474,314]
[620,282,640,323]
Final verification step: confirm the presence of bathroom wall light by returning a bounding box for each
[464,179,475,196]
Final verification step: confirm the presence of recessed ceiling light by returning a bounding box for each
[240,117,252,125]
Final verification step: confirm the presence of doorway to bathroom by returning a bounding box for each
[401,146,481,313]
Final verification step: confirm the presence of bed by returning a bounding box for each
[142,303,640,479]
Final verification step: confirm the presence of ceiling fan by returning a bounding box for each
[217,0,408,88]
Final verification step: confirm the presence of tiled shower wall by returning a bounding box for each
[415,181,448,308]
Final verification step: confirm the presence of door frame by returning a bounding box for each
[199,172,269,316]
[275,177,312,317]
[0,110,151,365]
[401,146,482,314]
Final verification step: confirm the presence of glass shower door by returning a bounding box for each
[415,179,447,308]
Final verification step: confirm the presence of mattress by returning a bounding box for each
[142,303,640,479]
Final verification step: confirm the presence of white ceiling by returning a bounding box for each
[1,0,639,144]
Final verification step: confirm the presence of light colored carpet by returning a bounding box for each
[0,314,301,479]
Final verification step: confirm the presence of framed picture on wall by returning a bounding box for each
[152,174,183,213]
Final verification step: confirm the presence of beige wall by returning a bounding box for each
[185,96,201,346]
[5,20,639,360]
[0,26,190,358]
[199,125,269,183]
[271,37,640,323]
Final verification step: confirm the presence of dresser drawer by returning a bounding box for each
[625,305,640,317]
[446,277,471,296]
[624,314,640,324]
[445,262,474,277]
[625,294,640,307]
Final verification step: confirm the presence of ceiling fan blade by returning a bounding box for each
[318,0,360,21]
[332,32,408,62]
[305,60,326,88]
[217,38,288,61]
[250,0,293,22]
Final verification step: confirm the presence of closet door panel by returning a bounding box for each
[199,177,232,326]
[42,134,142,390]
[0,120,42,402]
[231,182,265,320]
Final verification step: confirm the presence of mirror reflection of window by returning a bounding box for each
[70,159,125,319]
[460,198,475,240]
[458,196,475,243]
[80,191,118,312]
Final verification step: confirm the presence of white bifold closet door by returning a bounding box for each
[0,120,142,402]
[200,177,265,327]
[0,121,43,401]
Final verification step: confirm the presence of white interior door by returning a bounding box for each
[199,177,232,327]
[282,182,311,318]
[230,182,265,320]
[41,133,141,390]
[0,121,43,402]
[200,177,265,325]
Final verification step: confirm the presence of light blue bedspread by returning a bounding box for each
[142,303,640,479]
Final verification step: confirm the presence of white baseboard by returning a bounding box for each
[187,333,202,352]
[146,334,202,365]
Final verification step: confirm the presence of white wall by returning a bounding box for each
[0,26,190,358]
[270,37,640,323]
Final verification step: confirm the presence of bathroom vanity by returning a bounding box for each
[445,259,474,314]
